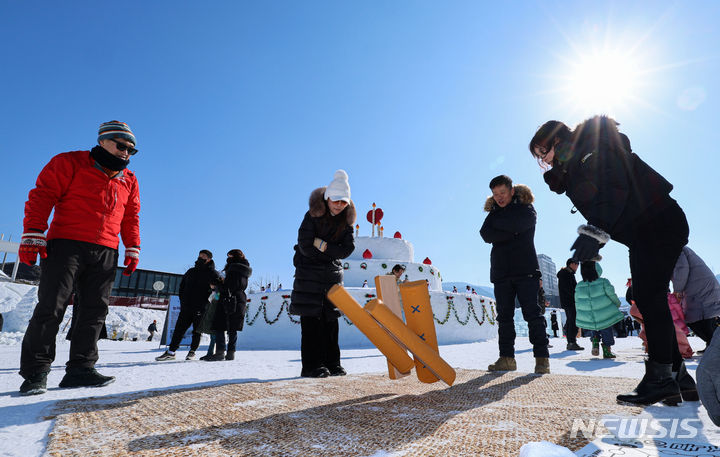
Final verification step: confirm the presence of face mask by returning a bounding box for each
[195,258,206,267]
[90,145,130,171]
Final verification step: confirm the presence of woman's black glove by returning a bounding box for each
[571,224,610,261]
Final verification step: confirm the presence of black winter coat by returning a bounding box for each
[213,258,252,332]
[543,116,675,245]
[480,184,540,283]
[290,187,356,318]
[557,267,577,310]
[179,260,220,312]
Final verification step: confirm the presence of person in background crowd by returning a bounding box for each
[389,264,407,285]
[480,175,549,374]
[18,120,141,396]
[147,320,158,341]
[156,250,219,362]
[550,310,559,338]
[671,246,720,350]
[452,286,458,293]
[558,259,583,351]
[290,170,356,378]
[574,261,623,359]
[530,115,693,405]
[206,249,252,361]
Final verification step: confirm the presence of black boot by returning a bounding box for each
[617,360,680,406]
[672,362,698,402]
[59,367,115,388]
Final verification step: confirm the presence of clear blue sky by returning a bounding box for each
[1,1,719,293]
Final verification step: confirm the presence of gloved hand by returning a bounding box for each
[19,232,47,265]
[123,246,140,276]
[313,237,327,252]
[571,234,604,261]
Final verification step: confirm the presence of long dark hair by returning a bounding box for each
[322,200,350,240]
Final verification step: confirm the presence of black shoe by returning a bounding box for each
[672,362,698,402]
[20,372,48,396]
[203,352,226,361]
[199,353,214,361]
[617,360,680,406]
[225,351,235,361]
[301,367,330,378]
[567,342,585,351]
[59,368,115,389]
[155,351,175,361]
[328,366,347,376]
[185,351,196,361]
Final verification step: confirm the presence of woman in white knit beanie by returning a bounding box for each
[289,170,357,378]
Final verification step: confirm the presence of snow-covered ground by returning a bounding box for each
[1,281,718,456]
[0,334,717,456]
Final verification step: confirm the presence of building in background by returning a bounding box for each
[537,254,559,308]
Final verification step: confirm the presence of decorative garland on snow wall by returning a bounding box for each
[243,293,497,327]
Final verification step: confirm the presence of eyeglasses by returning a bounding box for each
[110,138,138,155]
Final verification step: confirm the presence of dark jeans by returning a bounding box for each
[628,201,688,368]
[300,316,340,371]
[591,327,615,346]
[214,330,238,352]
[494,276,549,358]
[563,305,578,344]
[20,239,117,378]
[168,307,203,352]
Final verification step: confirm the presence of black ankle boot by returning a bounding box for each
[672,362,698,402]
[617,360,680,406]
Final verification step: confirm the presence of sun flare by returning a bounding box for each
[566,51,641,116]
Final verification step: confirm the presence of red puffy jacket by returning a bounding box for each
[23,150,140,250]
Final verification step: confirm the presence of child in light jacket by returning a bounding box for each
[575,261,624,359]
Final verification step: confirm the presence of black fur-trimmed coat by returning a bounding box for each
[480,184,540,283]
[290,187,356,318]
[543,115,674,245]
[213,258,252,332]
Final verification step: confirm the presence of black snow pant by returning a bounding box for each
[494,276,549,358]
[627,201,688,369]
[300,315,340,372]
[688,317,720,345]
[563,305,579,344]
[168,307,204,353]
[20,239,117,379]
[214,330,238,353]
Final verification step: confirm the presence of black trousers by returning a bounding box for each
[168,307,203,352]
[300,316,340,371]
[688,317,720,345]
[20,239,117,378]
[628,201,688,368]
[214,330,238,352]
[494,276,549,358]
[563,305,579,344]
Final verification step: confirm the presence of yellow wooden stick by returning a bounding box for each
[375,275,411,380]
[399,280,440,383]
[326,285,414,375]
[365,298,456,386]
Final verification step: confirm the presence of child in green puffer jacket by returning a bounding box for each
[575,261,624,358]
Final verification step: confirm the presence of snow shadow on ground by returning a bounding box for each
[125,372,537,454]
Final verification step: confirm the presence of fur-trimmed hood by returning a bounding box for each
[484,184,534,212]
[308,187,357,225]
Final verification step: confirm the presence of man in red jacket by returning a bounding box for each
[18,120,141,396]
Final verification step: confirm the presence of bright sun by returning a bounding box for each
[566,51,641,116]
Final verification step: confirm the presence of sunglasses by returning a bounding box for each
[110,138,138,155]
